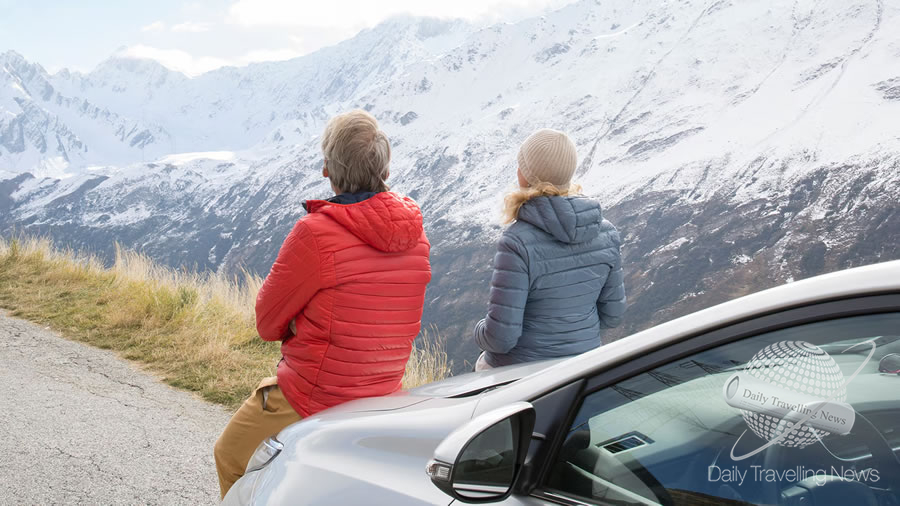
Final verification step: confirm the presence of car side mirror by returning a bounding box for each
[427,402,535,503]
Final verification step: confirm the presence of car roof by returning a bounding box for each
[477,260,900,412]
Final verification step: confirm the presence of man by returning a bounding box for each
[214,110,431,498]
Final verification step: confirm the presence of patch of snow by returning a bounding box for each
[656,237,690,254]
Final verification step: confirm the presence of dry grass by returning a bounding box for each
[404,325,452,387]
[0,236,450,410]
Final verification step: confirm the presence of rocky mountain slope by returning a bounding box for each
[2,0,898,370]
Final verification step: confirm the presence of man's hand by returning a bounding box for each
[289,319,297,335]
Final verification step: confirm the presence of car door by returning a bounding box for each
[507,294,900,505]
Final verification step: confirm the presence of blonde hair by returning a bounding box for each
[321,110,390,193]
[502,182,583,224]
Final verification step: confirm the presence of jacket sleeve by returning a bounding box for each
[255,220,322,341]
[597,228,626,329]
[474,233,530,354]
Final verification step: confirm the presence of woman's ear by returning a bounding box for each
[384,168,390,182]
[517,167,529,188]
[322,161,329,179]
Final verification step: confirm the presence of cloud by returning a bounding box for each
[171,21,213,33]
[118,45,304,77]
[118,45,231,76]
[141,21,167,32]
[141,20,213,33]
[119,0,574,76]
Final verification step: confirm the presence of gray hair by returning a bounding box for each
[320,110,390,193]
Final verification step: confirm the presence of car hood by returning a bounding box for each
[243,396,480,505]
[407,358,565,397]
[319,358,564,415]
[238,360,566,505]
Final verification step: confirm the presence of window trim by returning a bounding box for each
[527,293,900,502]
[530,489,599,506]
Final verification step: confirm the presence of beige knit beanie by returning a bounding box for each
[517,128,577,190]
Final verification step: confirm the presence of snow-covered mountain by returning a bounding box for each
[1,16,471,178]
[2,0,898,369]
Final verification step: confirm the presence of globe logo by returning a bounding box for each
[739,341,846,448]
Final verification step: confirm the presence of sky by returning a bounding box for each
[0,0,575,77]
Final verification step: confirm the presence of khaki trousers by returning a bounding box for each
[214,376,303,499]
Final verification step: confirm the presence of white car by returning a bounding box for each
[225,260,900,505]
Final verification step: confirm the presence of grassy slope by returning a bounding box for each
[0,237,449,410]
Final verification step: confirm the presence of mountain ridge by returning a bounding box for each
[2,0,898,369]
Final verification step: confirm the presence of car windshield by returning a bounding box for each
[548,313,900,506]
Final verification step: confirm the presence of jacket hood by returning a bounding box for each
[305,192,424,252]
[516,195,602,244]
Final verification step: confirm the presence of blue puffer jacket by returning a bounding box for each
[474,195,626,367]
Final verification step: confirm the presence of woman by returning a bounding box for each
[474,128,626,370]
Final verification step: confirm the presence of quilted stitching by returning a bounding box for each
[265,192,431,417]
[475,195,625,367]
[313,192,423,252]
[518,195,601,244]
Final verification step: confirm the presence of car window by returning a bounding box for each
[546,312,900,505]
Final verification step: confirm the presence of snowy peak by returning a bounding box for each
[87,54,188,89]
[0,15,476,177]
[2,50,53,101]
[1,49,175,177]
[1,50,49,78]
[345,0,899,217]
[2,0,899,192]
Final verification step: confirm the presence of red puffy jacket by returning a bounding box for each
[255,192,431,417]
